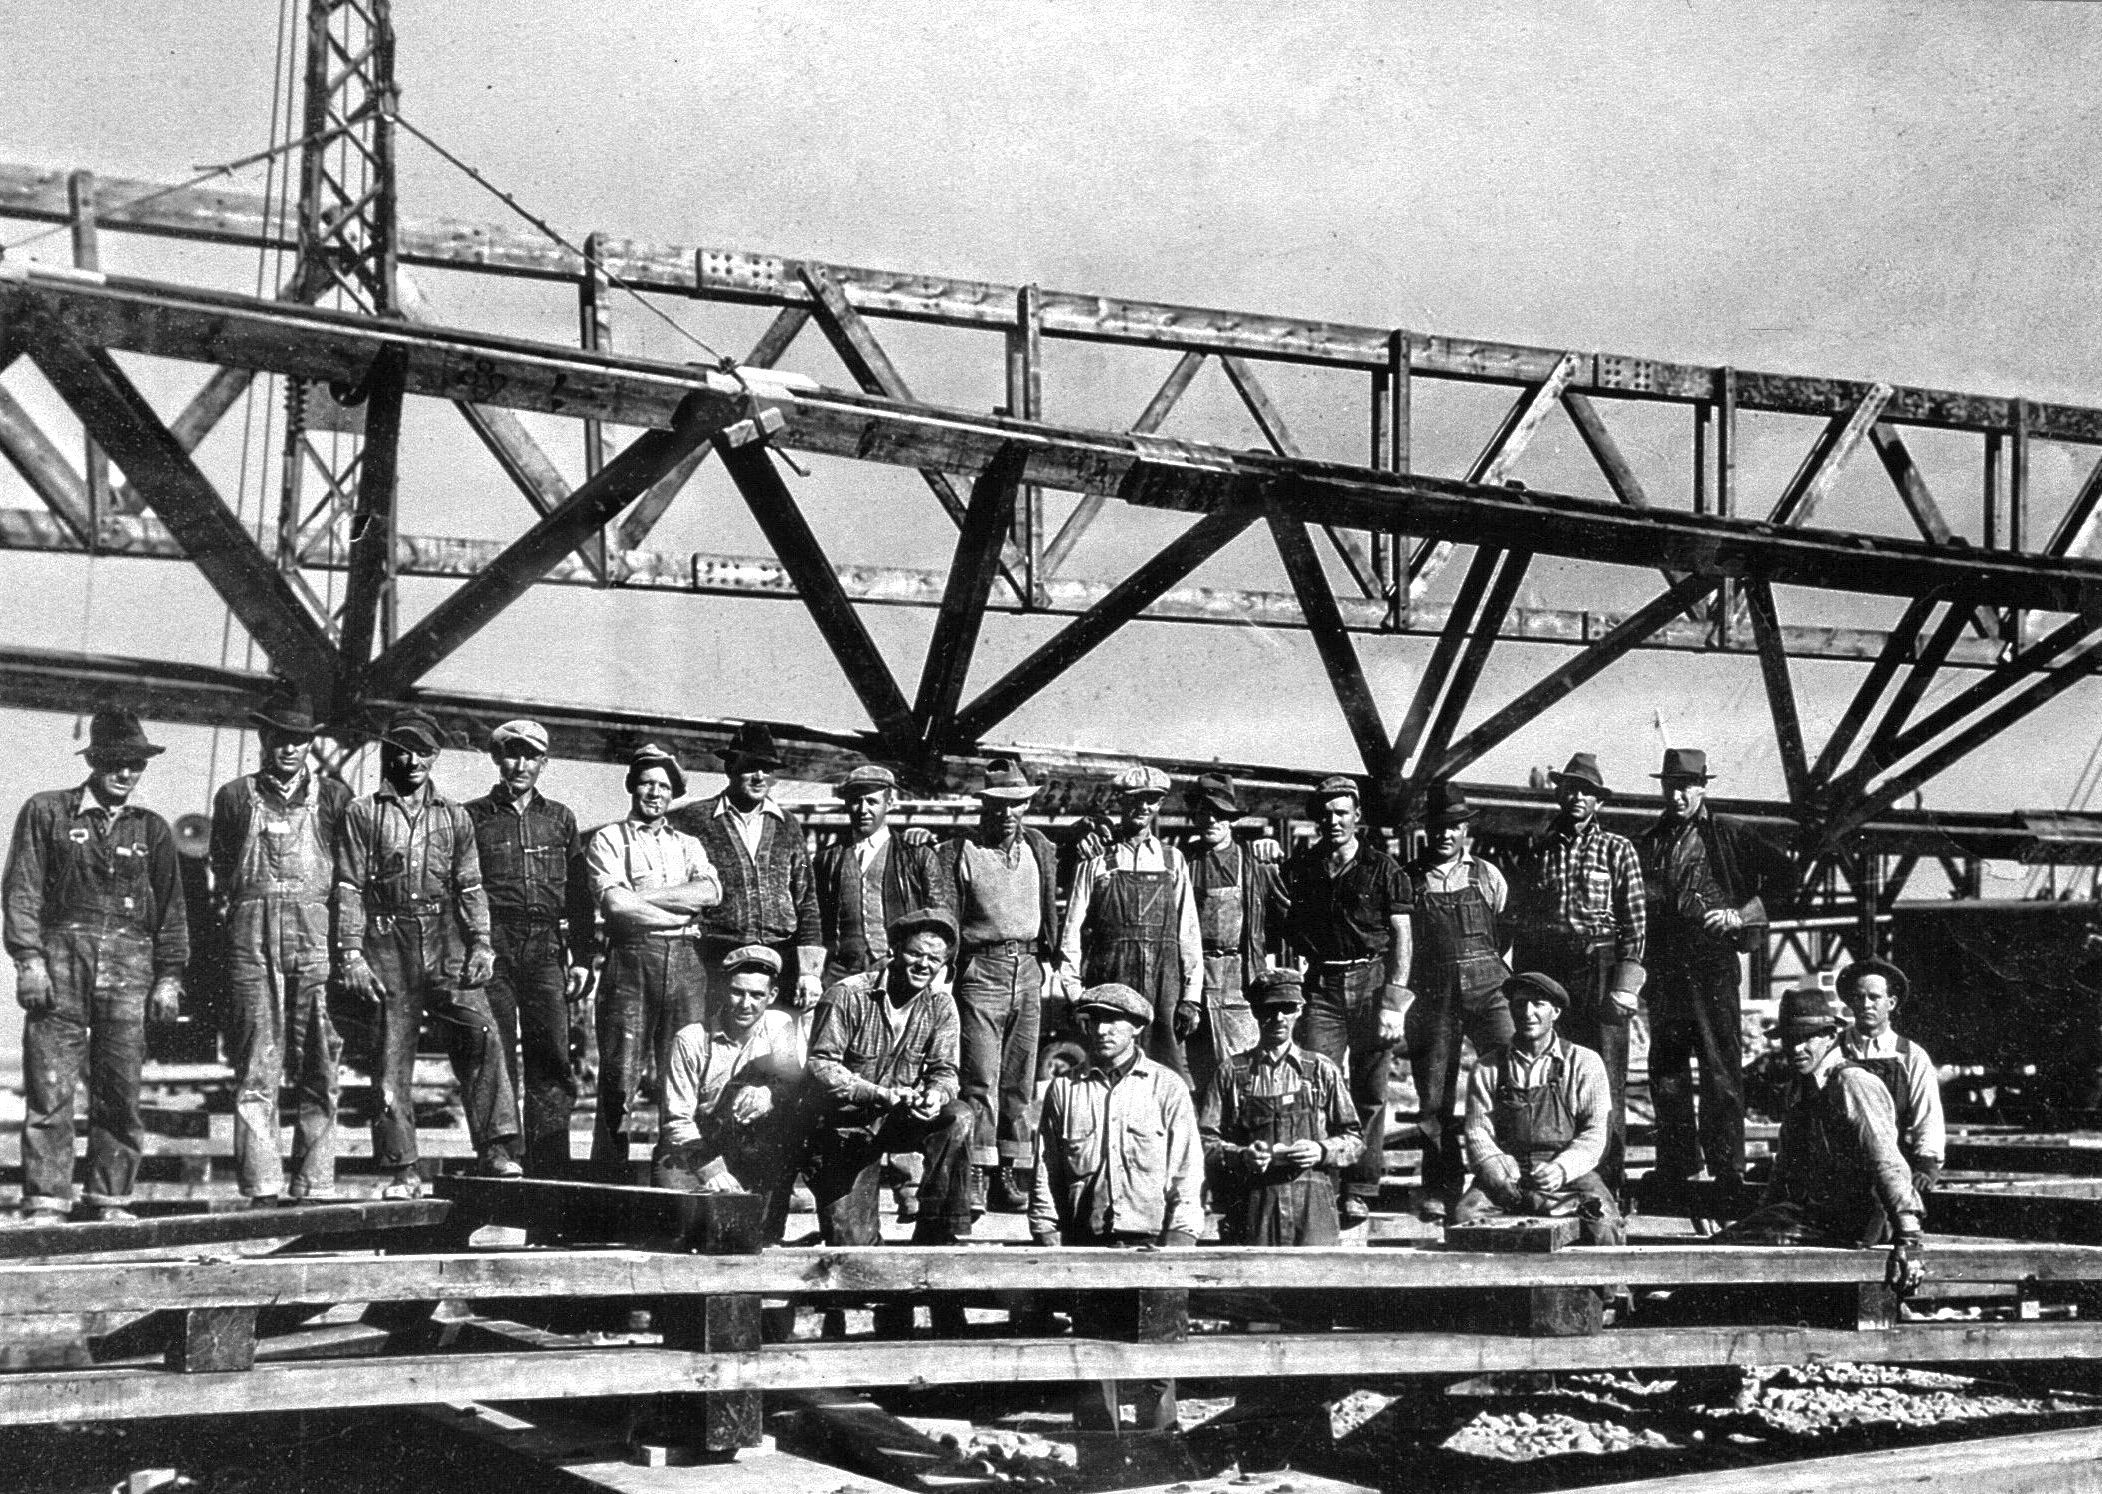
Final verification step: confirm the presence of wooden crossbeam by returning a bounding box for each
[1392,545,1504,772]
[914,444,1026,755]
[1855,601,1979,779]
[0,1199,448,1261]
[1270,514,1395,791]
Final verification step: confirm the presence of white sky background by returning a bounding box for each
[3,0,2102,852]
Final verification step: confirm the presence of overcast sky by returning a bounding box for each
[4,0,2101,846]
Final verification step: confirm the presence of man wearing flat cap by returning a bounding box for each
[1280,773,1414,1227]
[209,693,349,1205]
[1182,771,1281,1102]
[1060,765,1203,1083]
[816,765,934,990]
[929,757,1061,1213]
[583,743,721,1180]
[806,907,976,1243]
[1717,987,1926,1296]
[1456,971,1626,1246]
[1507,752,1646,1195]
[1404,781,1515,1220]
[1200,970,1363,1246]
[5,709,189,1221]
[655,944,811,1242]
[1636,747,1794,1190]
[465,720,596,1175]
[668,721,825,1020]
[334,708,520,1197]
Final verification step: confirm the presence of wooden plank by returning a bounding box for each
[164,1307,256,1374]
[433,1175,768,1254]
[653,1295,764,1452]
[0,1198,451,1260]
[1574,1422,2102,1494]
[14,1322,2102,1425]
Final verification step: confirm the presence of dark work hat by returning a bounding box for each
[248,693,321,739]
[79,709,165,761]
[1187,771,1240,816]
[1074,982,1151,1024]
[1503,970,1570,1012]
[1247,969,1305,1011]
[720,721,784,770]
[838,764,897,799]
[1307,774,1360,812]
[627,742,687,798]
[888,906,959,951]
[1550,752,1611,798]
[378,709,445,755]
[1652,747,1711,783]
[1419,781,1475,827]
[1780,986,1847,1036]
[1837,958,1909,1008]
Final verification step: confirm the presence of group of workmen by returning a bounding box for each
[2,706,1940,1292]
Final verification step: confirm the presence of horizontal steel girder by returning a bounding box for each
[1,161,2095,440]
[7,269,2102,615]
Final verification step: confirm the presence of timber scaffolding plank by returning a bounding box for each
[8,272,2102,613]
[0,1199,450,1260]
[3,162,2100,439]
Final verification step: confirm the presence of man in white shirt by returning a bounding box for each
[1836,958,1946,1198]
[654,944,809,1242]
[581,744,720,1180]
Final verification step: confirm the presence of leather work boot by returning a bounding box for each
[989,1165,1031,1213]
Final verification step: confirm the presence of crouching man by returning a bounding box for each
[805,908,976,1245]
[1200,969,1362,1246]
[1717,987,1925,1294]
[1455,971,1627,1247]
[654,945,810,1243]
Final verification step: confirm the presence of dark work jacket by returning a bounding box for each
[929,826,1061,959]
[3,786,190,978]
[1637,807,1796,957]
[815,834,934,977]
[464,785,595,966]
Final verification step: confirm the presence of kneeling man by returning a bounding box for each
[1456,971,1626,1246]
[654,945,810,1243]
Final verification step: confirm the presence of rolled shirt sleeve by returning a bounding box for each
[449,804,492,948]
[1317,1057,1365,1170]
[1463,1058,1507,1173]
[659,1026,710,1150]
[1834,1067,1925,1226]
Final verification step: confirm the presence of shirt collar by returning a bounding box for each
[257,766,313,805]
[626,812,677,833]
[73,784,135,820]
[716,793,786,822]
[1507,1032,1569,1069]
[1249,1045,1307,1074]
[1084,1050,1153,1085]
[1550,816,1598,846]
[375,779,435,807]
[856,826,892,857]
[489,782,540,811]
[1840,1027,1895,1058]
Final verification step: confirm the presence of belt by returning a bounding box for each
[372,898,446,917]
[964,939,1035,957]
[491,908,563,927]
[1309,956,1377,971]
[610,929,696,946]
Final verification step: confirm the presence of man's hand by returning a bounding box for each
[796,973,824,1010]
[338,951,386,1005]
[13,958,53,1014]
[1074,829,1107,862]
[899,827,938,849]
[1275,1138,1325,1171]
[1911,1158,1944,1196]
[1173,1001,1203,1040]
[1525,1159,1566,1192]
[729,1086,775,1125]
[1886,1233,1927,1296]
[1479,1154,1521,1196]
[1701,907,1744,938]
[1248,837,1284,865]
[461,943,496,989]
[1246,1139,1274,1173]
[147,975,182,1025]
[1378,988,1410,1046]
[907,1088,943,1121]
[702,1170,744,1195]
[563,963,593,1002]
[1609,989,1641,1016]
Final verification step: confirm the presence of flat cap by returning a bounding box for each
[839,764,897,797]
[722,944,783,976]
[1307,774,1360,810]
[1073,982,1152,1024]
[888,906,959,950]
[1247,969,1305,1010]
[1112,764,1171,797]
[379,709,445,755]
[1503,970,1570,1011]
[490,719,549,754]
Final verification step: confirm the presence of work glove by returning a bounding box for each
[1885,1231,1927,1297]
[338,950,387,1005]
[13,957,53,1014]
[147,975,182,1025]
[1173,1001,1203,1040]
[460,943,496,989]
[1910,1158,1943,1197]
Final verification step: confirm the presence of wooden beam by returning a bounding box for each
[1042,350,1204,577]
[21,313,340,695]
[1270,514,1394,791]
[949,507,1258,743]
[1564,389,1697,604]
[1574,1424,2102,1494]
[913,444,1026,754]
[1743,578,1810,803]
[0,1198,449,1261]
[1221,354,1379,598]
[361,389,740,700]
[1855,601,1978,780]
[435,1175,766,1254]
[2048,453,2102,560]
[715,428,919,752]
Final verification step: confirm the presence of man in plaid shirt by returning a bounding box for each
[1507,752,1646,1195]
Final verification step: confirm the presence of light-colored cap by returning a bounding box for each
[722,944,783,976]
[490,719,549,754]
[1111,764,1171,797]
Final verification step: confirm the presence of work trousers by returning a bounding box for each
[954,945,1042,1167]
[1517,941,1628,1195]
[1454,1168,1627,1247]
[1065,1230,1179,1432]
[1186,951,1258,1107]
[20,927,150,1208]
[225,898,341,1198]
[592,937,705,1178]
[1405,982,1515,1200]
[1647,946,1746,1182]
[487,918,577,1172]
[652,1102,811,1245]
[808,1100,977,1244]
[364,916,518,1171]
[1295,961,1390,1201]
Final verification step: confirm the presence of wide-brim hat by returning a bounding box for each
[1419,780,1475,827]
[1779,986,1847,1036]
[978,757,1040,802]
[1073,982,1151,1024]
[1550,752,1612,798]
[887,906,959,951]
[1652,747,1711,783]
[247,696,321,739]
[378,708,446,755]
[1836,958,1909,1009]
[1186,771,1239,816]
[719,721,784,770]
[79,708,165,760]
[1503,970,1570,1012]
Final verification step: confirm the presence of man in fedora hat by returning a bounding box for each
[333,708,520,1198]
[465,720,597,1175]
[208,693,349,1205]
[929,757,1061,1213]
[1636,747,1794,1190]
[1182,771,1280,1100]
[1717,987,1925,1295]
[1456,971,1626,1246]
[655,944,811,1243]
[1835,958,1945,1199]
[1404,781,1515,1220]
[5,709,189,1221]
[583,743,721,1180]
[1507,752,1646,1195]
[815,765,934,990]
[669,722,824,1019]
[1199,969,1362,1247]
[806,907,976,1245]
[1059,765,1203,1083]
[1280,774,1415,1227]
